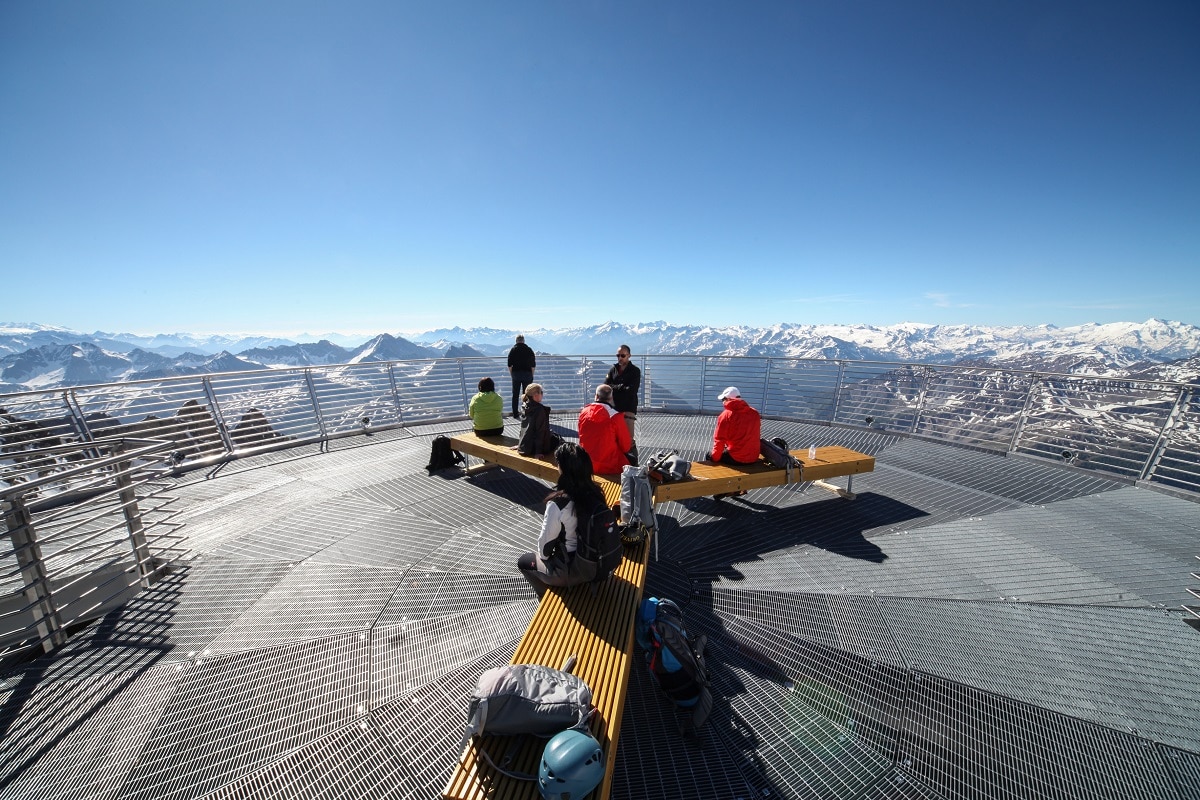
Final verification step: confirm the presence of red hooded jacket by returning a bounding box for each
[711,397,761,463]
[577,402,633,475]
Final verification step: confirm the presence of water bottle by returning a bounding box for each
[808,444,816,460]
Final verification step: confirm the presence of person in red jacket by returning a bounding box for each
[710,386,761,464]
[577,384,634,475]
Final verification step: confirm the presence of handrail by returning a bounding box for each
[2,355,1197,495]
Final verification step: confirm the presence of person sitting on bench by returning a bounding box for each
[516,383,560,457]
[468,377,505,437]
[710,386,761,464]
[578,384,633,475]
[518,442,608,588]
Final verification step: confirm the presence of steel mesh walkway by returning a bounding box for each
[2,414,1198,800]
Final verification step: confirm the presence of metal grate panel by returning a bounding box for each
[900,675,1182,800]
[198,721,411,800]
[375,571,536,628]
[372,638,520,797]
[0,663,180,800]
[882,597,1200,752]
[878,438,1123,505]
[371,599,536,708]
[205,563,406,652]
[116,632,368,800]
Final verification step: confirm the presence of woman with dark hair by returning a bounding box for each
[518,442,607,588]
[468,377,504,436]
[516,383,560,456]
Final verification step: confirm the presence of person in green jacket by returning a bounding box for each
[469,377,505,436]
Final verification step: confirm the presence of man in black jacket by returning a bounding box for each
[605,344,641,460]
[507,335,536,418]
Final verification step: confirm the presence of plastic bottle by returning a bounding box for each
[808,445,817,460]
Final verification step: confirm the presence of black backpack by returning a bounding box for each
[574,500,622,586]
[426,435,465,473]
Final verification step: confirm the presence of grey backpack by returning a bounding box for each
[462,663,592,744]
[647,450,691,482]
[620,464,656,545]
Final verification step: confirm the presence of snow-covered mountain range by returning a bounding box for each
[2,319,1198,393]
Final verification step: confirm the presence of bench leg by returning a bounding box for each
[465,461,501,477]
[812,478,857,500]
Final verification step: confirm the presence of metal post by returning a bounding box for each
[303,369,328,443]
[387,363,406,427]
[4,496,66,653]
[458,360,469,416]
[202,377,236,454]
[113,448,158,588]
[1141,385,1193,481]
[1009,374,1041,454]
[64,389,93,443]
[762,358,774,415]
[830,361,847,425]
[911,365,932,434]
[699,357,708,412]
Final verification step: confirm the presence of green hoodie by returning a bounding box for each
[469,390,505,432]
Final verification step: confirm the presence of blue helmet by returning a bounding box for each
[538,728,604,800]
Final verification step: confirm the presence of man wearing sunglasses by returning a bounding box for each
[605,344,641,461]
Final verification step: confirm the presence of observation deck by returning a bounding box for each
[2,354,1199,799]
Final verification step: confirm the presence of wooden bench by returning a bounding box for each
[449,433,874,505]
[652,445,876,503]
[442,526,653,800]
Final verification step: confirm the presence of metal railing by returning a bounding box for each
[3,354,1198,492]
[1,437,185,657]
[2,354,1198,654]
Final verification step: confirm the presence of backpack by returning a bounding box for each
[619,464,656,546]
[427,435,465,473]
[759,437,800,480]
[636,597,712,735]
[462,663,593,743]
[647,449,691,482]
[574,499,622,587]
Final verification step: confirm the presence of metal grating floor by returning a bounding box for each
[2,413,1198,800]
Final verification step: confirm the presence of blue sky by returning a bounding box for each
[2,1,1197,335]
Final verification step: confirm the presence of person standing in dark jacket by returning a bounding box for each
[507,334,536,419]
[605,344,641,461]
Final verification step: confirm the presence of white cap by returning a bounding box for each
[718,386,740,400]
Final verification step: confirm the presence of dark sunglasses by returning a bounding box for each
[616,353,628,359]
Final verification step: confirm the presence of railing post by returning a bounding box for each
[63,389,93,443]
[640,355,650,409]
[1009,374,1041,454]
[699,357,708,412]
[4,495,66,653]
[911,365,932,434]
[387,363,406,427]
[303,369,328,442]
[458,360,469,415]
[112,443,158,588]
[202,377,236,454]
[830,361,847,425]
[1141,384,1193,481]
[762,358,774,415]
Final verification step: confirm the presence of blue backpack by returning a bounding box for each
[636,597,712,735]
